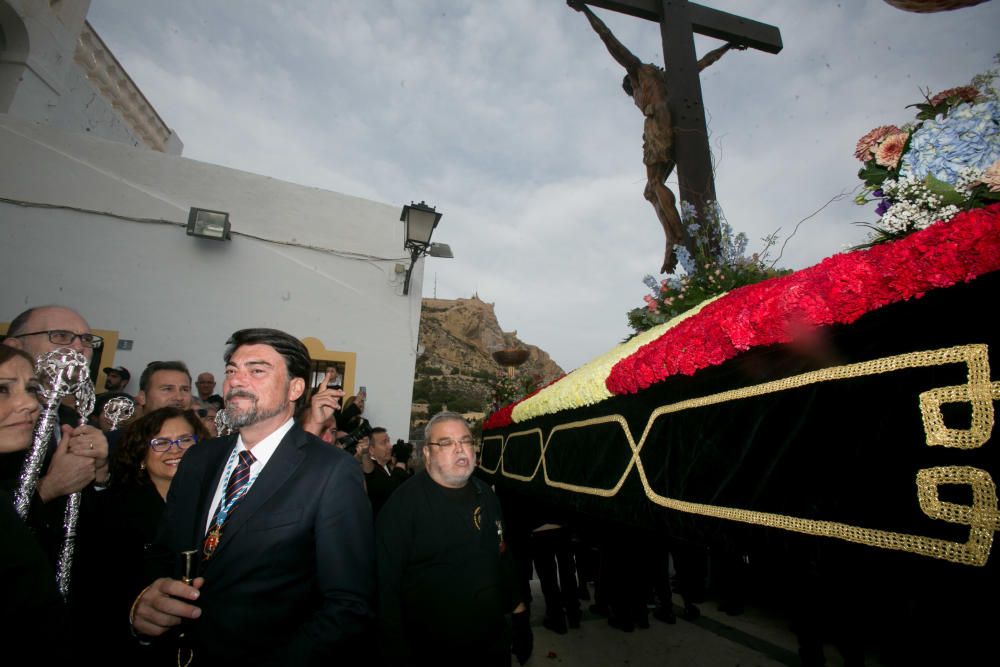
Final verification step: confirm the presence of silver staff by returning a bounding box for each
[14,348,90,519]
[103,395,135,431]
[215,407,234,437]
[55,363,96,598]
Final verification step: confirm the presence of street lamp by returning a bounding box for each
[400,201,443,295]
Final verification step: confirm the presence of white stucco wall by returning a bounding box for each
[0,113,423,441]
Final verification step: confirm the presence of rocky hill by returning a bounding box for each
[410,295,564,433]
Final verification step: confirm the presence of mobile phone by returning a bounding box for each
[359,386,366,397]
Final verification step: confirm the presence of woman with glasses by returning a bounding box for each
[80,407,209,662]
[112,407,208,501]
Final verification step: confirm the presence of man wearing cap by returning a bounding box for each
[103,366,131,393]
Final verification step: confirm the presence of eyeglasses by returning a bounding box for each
[13,329,104,348]
[425,436,476,450]
[149,434,199,452]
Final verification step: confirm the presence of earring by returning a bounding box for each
[140,462,146,471]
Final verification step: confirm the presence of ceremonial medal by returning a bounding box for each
[203,525,222,559]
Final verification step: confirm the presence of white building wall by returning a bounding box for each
[51,61,149,149]
[0,113,423,441]
[1,0,182,154]
[0,0,90,125]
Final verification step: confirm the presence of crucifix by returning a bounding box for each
[568,0,782,273]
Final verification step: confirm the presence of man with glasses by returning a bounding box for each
[2,306,110,498]
[375,411,532,666]
[2,306,111,596]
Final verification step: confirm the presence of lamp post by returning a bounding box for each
[400,201,444,295]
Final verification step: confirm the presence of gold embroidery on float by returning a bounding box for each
[499,429,544,482]
[479,435,505,474]
[492,344,999,566]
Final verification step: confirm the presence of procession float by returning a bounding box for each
[480,70,1000,658]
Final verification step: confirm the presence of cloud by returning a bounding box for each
[87,0,1000,370]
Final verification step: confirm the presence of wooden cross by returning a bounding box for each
[580,0,781,246]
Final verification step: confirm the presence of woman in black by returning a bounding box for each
[78,407,209,662]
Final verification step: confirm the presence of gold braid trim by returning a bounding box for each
[491,344,1000,566]
[500,428,545,481]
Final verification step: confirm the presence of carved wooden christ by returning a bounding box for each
[568,1,781,273]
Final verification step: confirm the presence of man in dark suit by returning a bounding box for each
[131,328,374,665]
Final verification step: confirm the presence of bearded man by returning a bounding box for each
[375,411,532,666]
[131,328,373,665]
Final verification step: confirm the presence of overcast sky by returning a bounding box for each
[87,0,1000,372]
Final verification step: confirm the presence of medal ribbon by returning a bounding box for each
[203,448,258,558]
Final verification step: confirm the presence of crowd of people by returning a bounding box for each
[1,303,755,666]
[1,304,541,666]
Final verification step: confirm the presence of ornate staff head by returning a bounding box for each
[102,396,136,431]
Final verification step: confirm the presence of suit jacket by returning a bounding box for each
[145,423,374,666]
[364,464,407,518]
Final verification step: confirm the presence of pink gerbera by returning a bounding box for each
[928,85,981,108]
[854,125,902,162]
[874,131,909,169]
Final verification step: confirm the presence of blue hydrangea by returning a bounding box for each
[900,100,1000,186]
[642,274,659,293]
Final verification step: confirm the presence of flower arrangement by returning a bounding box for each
[485,371,543,414]
[483,202,1000,430]
[607,203,1000,395]
[854,61,1000,245]
[627,201,788,334]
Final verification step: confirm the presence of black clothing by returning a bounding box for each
[0,468,69,661]
[376,471,520,667]
[74,479,172,664]
[531,525,580,628]
[364,463,407,518]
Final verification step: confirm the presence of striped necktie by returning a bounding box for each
[203,449,256,559]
